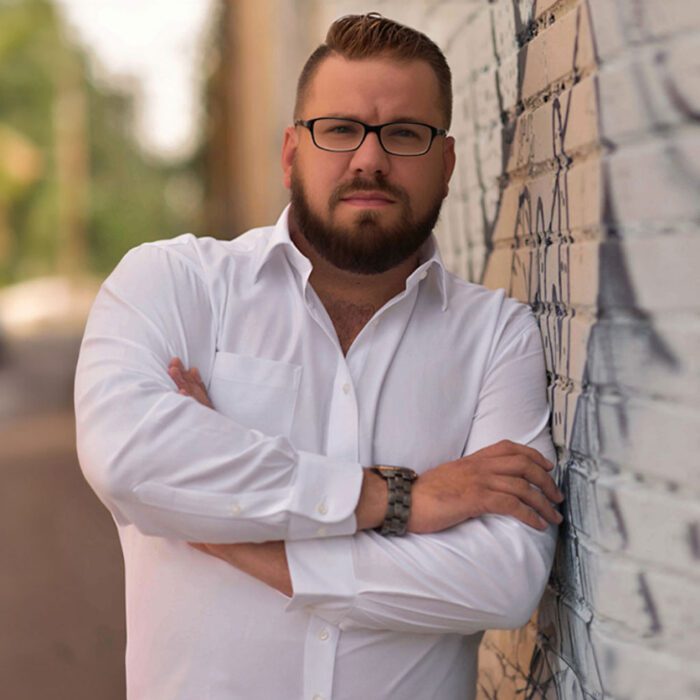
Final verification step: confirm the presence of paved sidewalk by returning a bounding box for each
[1,410,126,699]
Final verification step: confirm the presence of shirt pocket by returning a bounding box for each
[207,351,302,438]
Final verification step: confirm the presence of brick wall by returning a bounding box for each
[314,1,700,697]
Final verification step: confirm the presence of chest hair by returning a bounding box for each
[324,298,378,355]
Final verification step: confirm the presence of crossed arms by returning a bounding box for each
[170,358,563,599]
[75,243,562,635]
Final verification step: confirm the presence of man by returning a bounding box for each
[75,14,563,700]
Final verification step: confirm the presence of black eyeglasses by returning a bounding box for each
[294,117,447,157]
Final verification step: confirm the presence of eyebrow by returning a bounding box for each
[319,113,433,124]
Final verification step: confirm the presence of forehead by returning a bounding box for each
[302,54,444,125]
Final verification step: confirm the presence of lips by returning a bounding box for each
[340,191,395,205]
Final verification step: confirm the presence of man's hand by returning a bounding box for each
[167,357,214,409]
[408,440,564,534]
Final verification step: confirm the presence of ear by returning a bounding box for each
[281,125,299,190]
[442,135,456,198]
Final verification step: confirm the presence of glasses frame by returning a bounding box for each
[294,117,448,157]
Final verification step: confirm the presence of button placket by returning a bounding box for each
[326,359,359,462]
[303,616,339,700]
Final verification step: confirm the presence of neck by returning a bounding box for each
[288,215,421,310]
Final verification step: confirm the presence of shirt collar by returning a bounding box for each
[252,204,449,311]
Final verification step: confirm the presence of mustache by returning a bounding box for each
[329,177,408,209]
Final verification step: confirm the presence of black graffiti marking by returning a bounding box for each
[688,521,700,561]
[637,572,663,635]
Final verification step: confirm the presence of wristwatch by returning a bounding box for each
[370,465,418,536]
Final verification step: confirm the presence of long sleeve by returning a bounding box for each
[285,310,558,635]
[74,240,363,543]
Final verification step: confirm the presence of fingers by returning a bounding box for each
[474,439,554,470]
[168,358,200,392]
[479,454,563,504]
[168,358,214,409]
[487,494,552,531]
[521,461,564,504]
[489,476,563,527]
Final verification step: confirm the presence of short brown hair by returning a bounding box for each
[294,13,452,128]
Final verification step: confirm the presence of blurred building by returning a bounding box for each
[203,0,322,236]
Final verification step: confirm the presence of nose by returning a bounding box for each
[348,131,391,177]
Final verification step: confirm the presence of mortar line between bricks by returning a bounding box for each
[568,531,700,583]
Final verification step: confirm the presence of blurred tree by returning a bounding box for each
[0,0,201,285]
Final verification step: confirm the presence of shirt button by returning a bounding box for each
[342,382,351,394]
[313,695,324,700]
[317,502,328,515]
[318,628,330,641]
[316,526,328,537]
[230,502,242,515]
[419,270,427,280]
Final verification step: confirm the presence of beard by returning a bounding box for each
[289,169,444,275]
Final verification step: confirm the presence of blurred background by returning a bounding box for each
[2,0,699,698]
[0,1,308,697]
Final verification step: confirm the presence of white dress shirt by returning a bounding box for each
[75,205,557,700]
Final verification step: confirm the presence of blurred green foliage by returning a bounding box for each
[0,0,201,285]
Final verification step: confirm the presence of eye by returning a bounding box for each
[318,120,362,136]
[386,126,422,140]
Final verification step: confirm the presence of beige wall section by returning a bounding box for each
[205,0,321,235]
[207,1,700,697]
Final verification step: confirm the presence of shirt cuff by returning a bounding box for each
[284,535,356,624]
[286,451,363,540]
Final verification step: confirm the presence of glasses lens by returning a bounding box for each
[313,119,364,151]
[380,123,432,155]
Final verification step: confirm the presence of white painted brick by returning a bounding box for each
[616,234,700,312]
[587,316,700,404]
[421,1,478,50]
[582,547,656,636]
[666,34,700,118]
[606,130,700,226]
[588,0,700,61]
[563,469,627,552]
[466,6,498,75]
[598,397,700,490]
[590,624,700,700]
[629,0,700,43]
[598,35,700,144]
[496,51,521,113]
[472,67,504,131]
[599,479,700,573]
[644,569,700,657]
[586,0,628,62]
[490,0,519,61]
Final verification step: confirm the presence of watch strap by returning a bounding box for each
[370,466,417,536]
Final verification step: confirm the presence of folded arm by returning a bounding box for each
[185,312,561,635]
[74,242,364,543]
[284,316,560,634]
